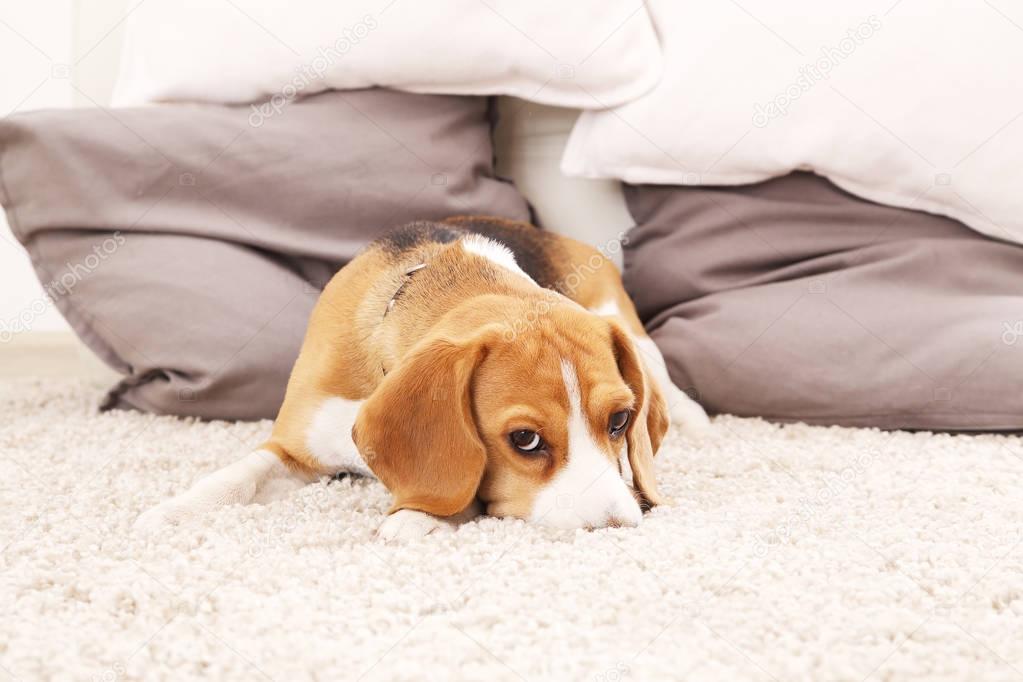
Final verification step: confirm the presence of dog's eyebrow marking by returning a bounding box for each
[460,234,535,283]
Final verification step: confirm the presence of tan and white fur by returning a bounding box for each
[135,217,709,540]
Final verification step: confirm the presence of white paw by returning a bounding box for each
[133,451,285,534]
[133,476,254,534]
[376,509,453,543]
[667,389,712,437]
[133,497,198,534]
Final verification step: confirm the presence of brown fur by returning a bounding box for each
[259,217,668,518]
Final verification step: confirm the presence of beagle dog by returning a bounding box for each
[135,217,709,540]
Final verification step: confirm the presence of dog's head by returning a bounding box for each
[352,300,669,529]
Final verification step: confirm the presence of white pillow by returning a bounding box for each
[562,0,1023,244]
[112,0,662,110]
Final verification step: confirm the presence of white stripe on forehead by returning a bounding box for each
[527,359,641,528]
[560,358,607,487]
[560,358,581,408]
[460,234,535,283]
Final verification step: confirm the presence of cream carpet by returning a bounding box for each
[1,378,1021,681]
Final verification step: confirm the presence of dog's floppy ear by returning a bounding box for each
[352,325,501,517]
[609,323,669,509]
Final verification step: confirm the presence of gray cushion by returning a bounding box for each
[624,172,1023,430]
[0,89,530,420]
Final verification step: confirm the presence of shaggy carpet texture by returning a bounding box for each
[1,378,1021,681]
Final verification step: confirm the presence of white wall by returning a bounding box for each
[0,0,128,335]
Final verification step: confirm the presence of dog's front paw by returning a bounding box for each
[376,509,452,543]
[667,388,712,437]
[133,500,189,535]
[133,491,215,534]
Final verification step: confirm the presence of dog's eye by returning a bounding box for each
[609,410,630,437]
[509,430,544,453]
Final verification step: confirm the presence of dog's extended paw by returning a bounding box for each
[667,389,712,437]
[133,499,193,535]
[134,490,219,539]
[376,509,453,543]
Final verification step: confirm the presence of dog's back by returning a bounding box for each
[370,217,569,294]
